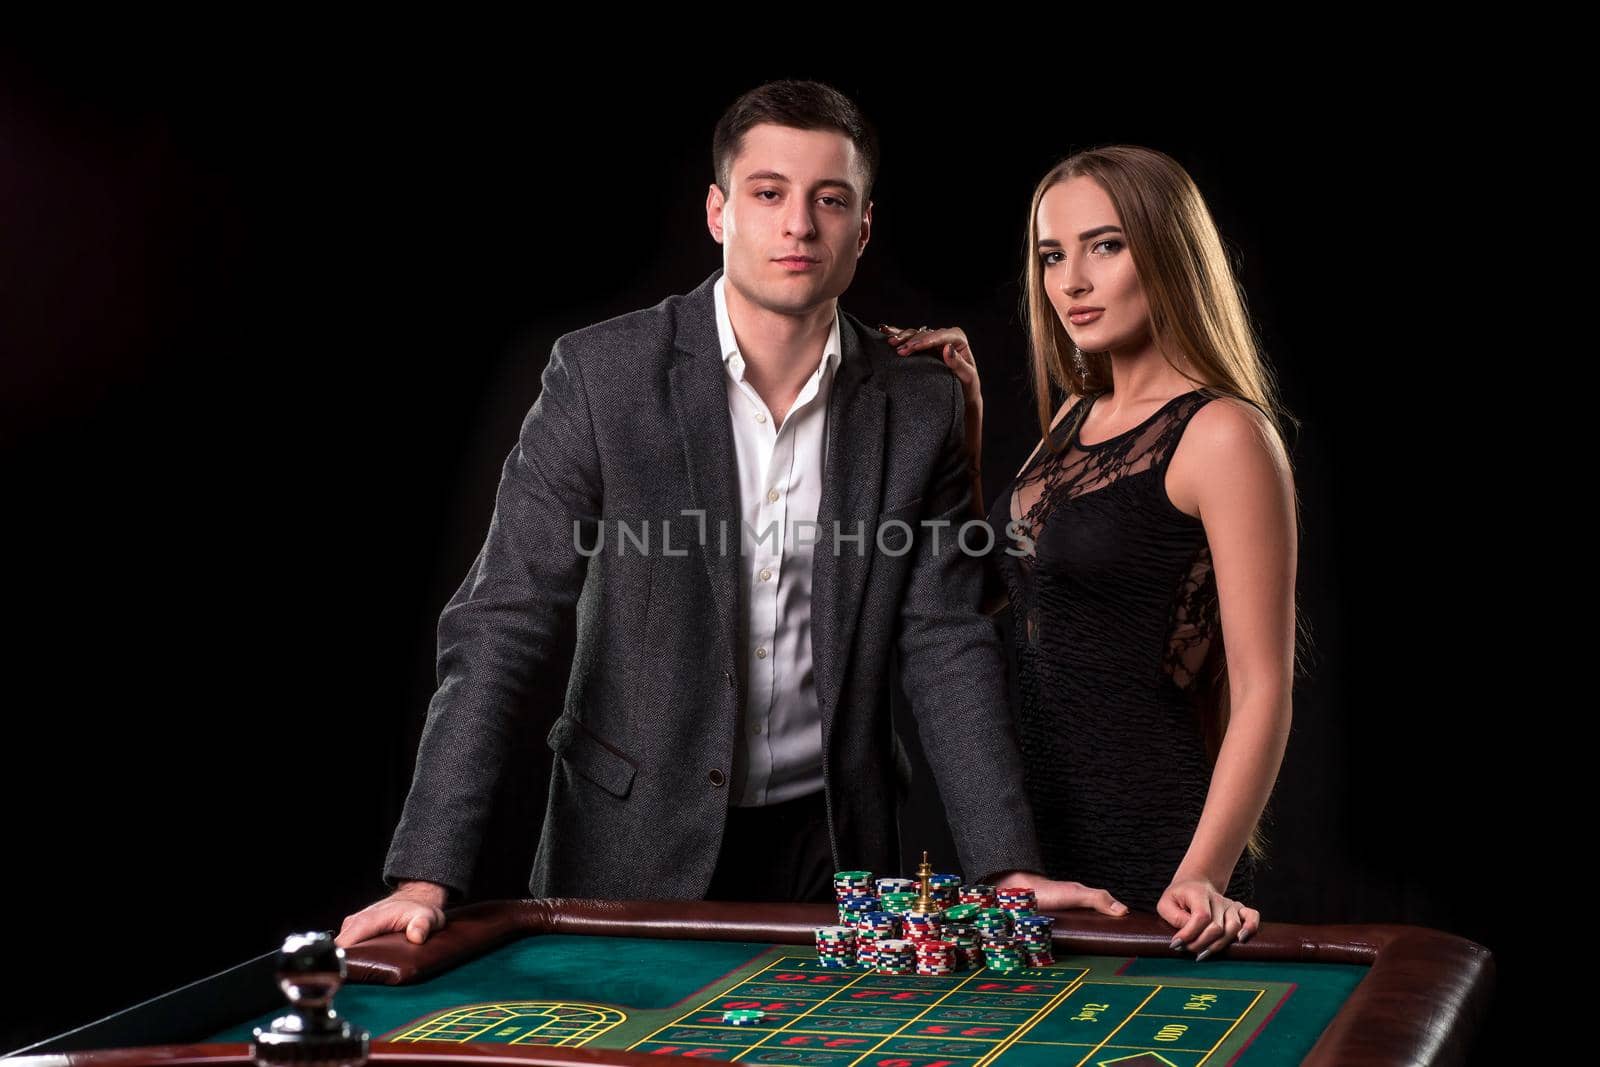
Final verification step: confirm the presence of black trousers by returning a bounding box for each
[706,789,834,903]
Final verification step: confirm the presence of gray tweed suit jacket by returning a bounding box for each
[383,268,1045,900]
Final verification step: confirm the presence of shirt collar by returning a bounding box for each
[714,274,842,384]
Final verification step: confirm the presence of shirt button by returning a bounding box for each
[753,724,765,735]
[708,769,726,787]
[755,412,767,423]
[755,647,768,659]
[759,568,772,582]
[767,489,780,502]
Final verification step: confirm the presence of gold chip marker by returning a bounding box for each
[911,850,936,916]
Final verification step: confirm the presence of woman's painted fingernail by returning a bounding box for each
[1169,937,1183,950]
[1195,949,1212,962]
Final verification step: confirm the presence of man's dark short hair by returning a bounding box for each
[712,80,880,204]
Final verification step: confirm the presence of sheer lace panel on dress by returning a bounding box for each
[1163,541,1219,690]
[1005,390,1220,677]
[1007,398,1175,560]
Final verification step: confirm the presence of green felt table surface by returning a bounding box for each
[213,934,1366,1067]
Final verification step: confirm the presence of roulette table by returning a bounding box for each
[8,898,1493,1066]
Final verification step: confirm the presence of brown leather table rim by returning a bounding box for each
[7,898,1494,1067]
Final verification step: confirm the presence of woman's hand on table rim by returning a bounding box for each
[335,879,449,947]
[1158,878,1260,959]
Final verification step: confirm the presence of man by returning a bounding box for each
[338,80,1125,946]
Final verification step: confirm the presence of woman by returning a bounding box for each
[882,146,1299,961]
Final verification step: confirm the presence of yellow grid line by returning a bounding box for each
[853,1049,983,1062]
[989,982,1275,1065]
[628,950,1280,1066]
[1070,984,1267,1064]
[802,1030,1022,1044]
[668,1022,1031,1044]
[827,976,1068,996]
[700,957,1096,1066]
[731,959,884,1060]
[1069,986,1163,1067]
[626,953,869,1050]
[623,1035,757,1050]
[392,1002,624,1047]
[1189,986,1267,1064]
[969,971,1093,1067]
[842,966,1068,1067]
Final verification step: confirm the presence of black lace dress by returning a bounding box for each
[984,387,1253,911]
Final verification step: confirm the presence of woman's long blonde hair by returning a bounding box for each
[1020,145,1309,864]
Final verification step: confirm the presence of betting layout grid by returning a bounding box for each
[625,948,1277,1066]
[628,871,1278,1066]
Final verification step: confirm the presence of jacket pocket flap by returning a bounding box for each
[879,495,923,519]
[546,715,638,798]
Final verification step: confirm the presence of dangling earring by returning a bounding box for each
[1070,344,1087,374]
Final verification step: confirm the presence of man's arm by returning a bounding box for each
[342,336,602,943]
[894,376,1044,881]
[896,378,1126,915]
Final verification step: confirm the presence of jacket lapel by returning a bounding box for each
[811,315,886,730]
[668,272,743,680]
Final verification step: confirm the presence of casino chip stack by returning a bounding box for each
[821,866,1037,974]
[948,926,982,969]
[997,885,1037,918]
[929,873,962,907]
[940,907,982,969]
[906,912,964,972]
[722,1010,766,1027]
[815,926,857,968]
[982,935,1026,974]
[1014,915,1055,967]
[833,871,877,925]
[915,939,957,976]
[877,939,915,974]
[901,911,943,944]
[854,910,898,968]
[960,884,998,908]
[879,890,919,916]
[974,907,1013,942]
[838,894,878,929]
[875,877,915,897]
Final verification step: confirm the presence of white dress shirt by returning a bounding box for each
[714,274,840,807]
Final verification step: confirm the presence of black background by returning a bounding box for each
[2,44,1527,1060]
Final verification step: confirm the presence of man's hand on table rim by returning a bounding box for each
[335,880,449,947]
[987,870,1129,916]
